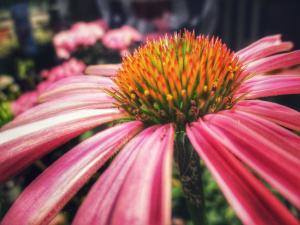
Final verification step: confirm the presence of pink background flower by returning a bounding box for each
[53,20,107,59]
[102,25,142,51]
[12,59,86,116]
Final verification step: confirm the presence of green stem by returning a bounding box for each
[174,131,206,225]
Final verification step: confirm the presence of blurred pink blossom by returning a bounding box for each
[12,59,86,116]
[40,58,86,82]
[11,91,38,116]
[53,20,107,58]
[11,80,57,116]
[102,25,142,51]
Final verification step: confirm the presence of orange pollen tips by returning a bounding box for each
[110,31,243,125]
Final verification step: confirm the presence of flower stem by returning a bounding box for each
[174,131,206,225]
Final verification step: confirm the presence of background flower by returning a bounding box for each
[11,59,86,116]
[102,25,142,51]
[53,20,107,59]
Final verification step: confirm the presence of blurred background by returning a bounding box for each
[0,0,299,224]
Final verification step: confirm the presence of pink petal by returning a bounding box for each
[234,100,300,131]
[73,124,174,225]
[84,64,121,76]
[237,41,293,64]
[0,108,125,182]
[39,75,117,102]
[73,126,156,225]
[235,75,300,99]
[1,121,142,225]
[187,121,299,225]
[220,110,300,162]
[274,66,300,75]
[11,91,38,116]
[202,112,300,208]
[110,124,173,225]
[236,35,282,56]
[2,93,115,130]
[244,50,300,75]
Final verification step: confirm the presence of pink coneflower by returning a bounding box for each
[102,25,142,52]
[1,32,300,225]
[53,20,107,59]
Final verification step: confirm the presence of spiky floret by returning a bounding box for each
[110,31,243,126]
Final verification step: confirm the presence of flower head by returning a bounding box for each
[1,32,300,225]
[111,32,242,126]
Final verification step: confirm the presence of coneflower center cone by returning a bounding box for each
[110,31,243,127]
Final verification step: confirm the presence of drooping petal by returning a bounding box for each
[238,42,293,64]
[2,93,115,130]
[202,112,300,209]
[39,75,117,102]
[0,108,126,182]
[220,110,300,161]
[85,64,121,76]
[73,124,174,225]
[274,66,300,75]
[73,125,156,225]
[236,33,293,64]
[110,124,174,225]
[244,50,300,75]
[235,75,300,99]
[236,35,282,56]
[1,121,142,225]
[234,100,300,131]
[187,121,299,225]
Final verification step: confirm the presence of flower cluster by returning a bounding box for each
[53,20,107,58]
[1,32,300,225]
[40,58,86,82]
[53,21,143,59]
[102,25,142,55]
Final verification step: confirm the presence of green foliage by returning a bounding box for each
[202,164,241,225]
[17,59,35,80]
[0,101,13,127]
[0,38,18,58]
